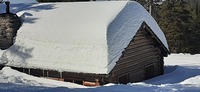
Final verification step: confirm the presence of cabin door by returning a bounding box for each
[145,64,155,79]
[118,74,130,84]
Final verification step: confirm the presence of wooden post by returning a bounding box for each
[28,69,30,75]
[95,79,100,86]
[60,72,62,78]
[42,70,45,77]
[47,71,49,77]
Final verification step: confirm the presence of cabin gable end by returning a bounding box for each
[108,23,166,84]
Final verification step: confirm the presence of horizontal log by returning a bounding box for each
[112,56,160,76]
[120,48,160,63]
[128,41,153,48]
[133,34,153,41]
[124,45,156,57]
[133,35,146,41]
[129,39,155,49]
[115,55,159,71]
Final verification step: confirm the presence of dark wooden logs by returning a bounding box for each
[109,26,164,83]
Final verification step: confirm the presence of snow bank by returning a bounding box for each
[145,65,200,85]
[164,53,200,66]
[181,75,200,85]
[0,67,86,88]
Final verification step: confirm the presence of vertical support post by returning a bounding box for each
[95,79,100,86]
[47,71,49,77]
[28,69,30,75]
[43,70,45,77]
[60,72,62,78]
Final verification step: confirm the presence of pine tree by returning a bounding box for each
[158,0,192,53]
[186,0,200,54]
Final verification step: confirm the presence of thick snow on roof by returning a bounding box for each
[0,1,168,74]
[107,1,169,70]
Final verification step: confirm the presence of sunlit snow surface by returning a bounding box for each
[0,54,200,92]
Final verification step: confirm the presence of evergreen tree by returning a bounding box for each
[186,0,200,54]
[158,0,193,53]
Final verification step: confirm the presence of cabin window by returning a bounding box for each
[30,69,43,77]
[118,74,130,84]
[23,68,30,74]
[42,70,47,77]
[11,67,23,72]
[145,64,155,79]
[47,70,60,78]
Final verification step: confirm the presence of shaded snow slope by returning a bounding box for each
[145,65,200,85]
[0,1,168,74]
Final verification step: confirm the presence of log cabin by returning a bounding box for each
[0,1,170,85]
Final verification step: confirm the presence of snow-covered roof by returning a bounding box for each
[0,1,169,74]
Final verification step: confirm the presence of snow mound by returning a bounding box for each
[145,65,200,85]
[181,75,200,85]
[0,67,86,88]
[164,53,200,66]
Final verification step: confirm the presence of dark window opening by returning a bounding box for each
[23,68,30,74]
[0,65,4,70]
[30,69,43,77]
[48,70,60,78]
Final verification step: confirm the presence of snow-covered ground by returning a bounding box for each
[0,53,200,92]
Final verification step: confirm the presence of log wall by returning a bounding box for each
[109,26,164,84]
